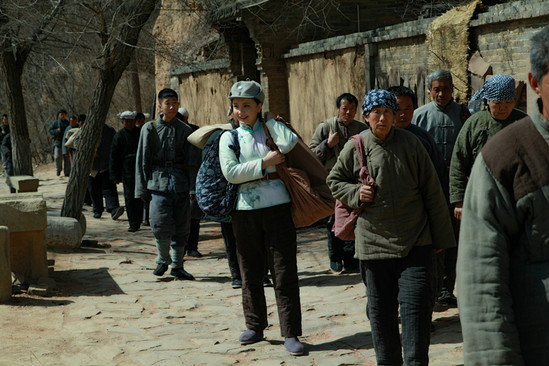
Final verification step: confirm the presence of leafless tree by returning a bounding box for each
[0,0,66,175]
[61,0,157,220]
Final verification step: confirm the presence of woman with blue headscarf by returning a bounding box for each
[450,74,527,219]
[327,89,455,366]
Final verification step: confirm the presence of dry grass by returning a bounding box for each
[426,0,482,102]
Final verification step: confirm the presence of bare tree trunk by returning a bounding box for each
[129,60,143,112]
[61,0,157,220]
[0,42,33,176]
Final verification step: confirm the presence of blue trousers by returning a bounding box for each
[360,245,434,366]
[149,190,190,268]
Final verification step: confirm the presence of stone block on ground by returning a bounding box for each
[0,193,48,282]
[46,216,83,250]
[6,175,39,193]
[0,226,10,302]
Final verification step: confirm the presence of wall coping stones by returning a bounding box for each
[470,0,549,27]
[283,0,549,59]
[171,58,230,77]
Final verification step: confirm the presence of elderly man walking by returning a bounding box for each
[412,70,469,308]
[110,111,143,232]
[457,25,549,365]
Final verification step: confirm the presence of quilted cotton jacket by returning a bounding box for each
[457,102,549,365]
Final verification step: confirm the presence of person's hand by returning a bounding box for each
[58,128,61,133]
[190,194,196,201]
[262,150,285,168]
[359,184,375,203]
[327,131,339,148]
[454,201,463,220]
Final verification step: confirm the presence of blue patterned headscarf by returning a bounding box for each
[470,74,516,103]
[362,89,399,116]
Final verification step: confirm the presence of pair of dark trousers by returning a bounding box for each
[231,203,302,338]
[360,245,434,366]
[221,222,241,281]
[88,170,120,215]
[436,215,459,298]
[186,199,203,252]
[326,216,355,264]
[54,146,70,176]
[123,181,143,229]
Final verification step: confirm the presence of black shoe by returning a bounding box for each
[187,250,202,258]
[343,257,359,272]
[111,206,125,220]
[437,292,458,308]
[153,263,168,276]
[330,260,343,273]
[93,212,102,219]
[128,227,139,232]
[170,267,195,280]
[231,279,242,289]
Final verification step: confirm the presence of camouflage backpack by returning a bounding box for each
[196,129,240,220]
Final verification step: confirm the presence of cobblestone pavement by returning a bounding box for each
[0,165,463,366]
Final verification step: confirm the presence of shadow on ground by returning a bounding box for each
[52,267,125,297]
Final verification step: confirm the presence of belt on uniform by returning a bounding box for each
[248,172,280,183]
[152,160,199,172]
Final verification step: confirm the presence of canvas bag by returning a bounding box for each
[333,134,376,241]
[196,129,240,220]
[263,118,335,228]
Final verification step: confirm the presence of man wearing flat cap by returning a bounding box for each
[110,110,143,232]
[49,109,70,176]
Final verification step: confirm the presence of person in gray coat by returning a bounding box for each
[457,25,549,366]
[135,88,199,281]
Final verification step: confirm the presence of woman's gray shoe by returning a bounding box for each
[239,329,264,345]
[284,337,305,356]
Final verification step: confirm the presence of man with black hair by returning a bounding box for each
[309,93,368,273]
[49,109,70,176]
[135,88,199,281]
